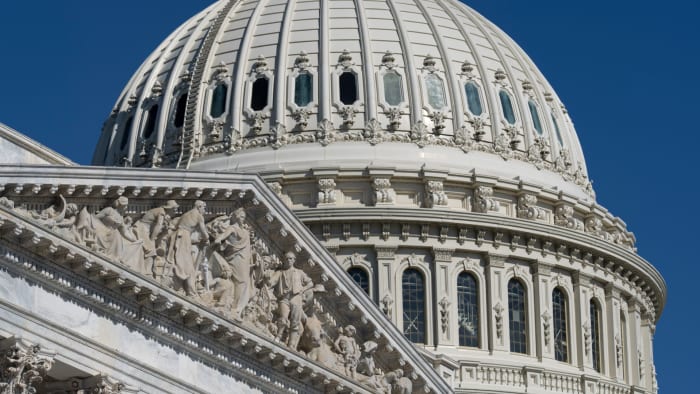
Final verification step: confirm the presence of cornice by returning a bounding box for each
[0,166,452,394]
[296,207,666,321]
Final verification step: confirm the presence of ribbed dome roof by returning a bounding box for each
[94,0,594,199]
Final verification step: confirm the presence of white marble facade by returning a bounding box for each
[0,0,665,393]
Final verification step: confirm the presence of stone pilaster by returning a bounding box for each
[605,285,624,382]
[433,248,454,346]
[629,301,643,387]
[486,253,507,353]
[573,273,593,371]
[376,246,397,322]
[532,262,551,361]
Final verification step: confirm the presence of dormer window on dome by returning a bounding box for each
[142,105,159,140]
[332,50,363,127]
[425,73,447,110]
[339,72,358,105]
[250,77,269,111]
[551,112,564,146]
[528,100,544,136]
[499,90,516,125]
[120,116,133,151]
[465,81,483,116]
[173,94,187,129]
[210,84,228,118]
[294,73,312,107]
[383,71,403,106]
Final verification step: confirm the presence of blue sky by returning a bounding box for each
[0,0,697,391]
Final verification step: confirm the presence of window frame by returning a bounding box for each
[552,287,570,363]
[457,271,480,348]
[331,51,364,120]
[590,299,603,373]
[401,268,427,344]
[507,278,528,354]
[205,72,232,123]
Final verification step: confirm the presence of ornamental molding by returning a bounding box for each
[542,310,552,346]
[43,374,135,394]
[0,337,55,394]
[371,178,396,206]
[471,186,500,214]
[297,207,661,320]
[180,127,595,197]
[0,168,663,322]
[424,180,448,208]
[516,194,545,220]
[0,173,451,394]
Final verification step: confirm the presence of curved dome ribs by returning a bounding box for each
[178,0,239,169]
[97,0,596,197]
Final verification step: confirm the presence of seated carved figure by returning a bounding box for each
[74,197,145,272]
[383,369,412,394]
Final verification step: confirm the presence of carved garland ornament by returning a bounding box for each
[0,338,54,394]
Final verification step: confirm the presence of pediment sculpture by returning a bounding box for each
[0,193,431,393]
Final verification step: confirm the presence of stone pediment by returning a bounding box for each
[0,166,451,394]
[0,123,75,166]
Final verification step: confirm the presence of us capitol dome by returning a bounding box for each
[0,1,664,393]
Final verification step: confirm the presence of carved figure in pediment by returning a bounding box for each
[0,197,15,210]
[302,315,337,369]
[356,340,378,378]
[267,251,314,350]
[134,200,178,276]
[167,200,209,297]
[29,195,67,227]
[77,197,145,272]
[334,325,361,378]
[210,208,253,320]
[383,369,412,394]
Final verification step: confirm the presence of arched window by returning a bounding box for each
[294,72,313,107]
[528,100,543,135]
[347,267,369,295]
[120,116,133,150]
[174,94,187,128]
[251,77,269,111]
[590,300,602,372]
[143,105,159,140]
[457,272,479,347]
[499,90,516,124]
[508,279,527,354]
[425,73,447,109]
[465,81,483,116]
[339,72,358,105]
[552,288,569,362]
[383,71,403,106]
[210,84,228,118]
[402,269,425,343]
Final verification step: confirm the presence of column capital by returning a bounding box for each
[486,253,508,268]
[0,337,54,394]
[432,247,454,263]
[375,246,397,259]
